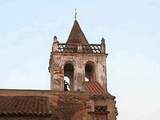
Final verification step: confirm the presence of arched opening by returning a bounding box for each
[85,62,95,82]
[64,63,74,91]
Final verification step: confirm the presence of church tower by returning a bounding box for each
[48,19,117,120]
[49,20,107,92]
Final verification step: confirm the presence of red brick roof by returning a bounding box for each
[0,116,51,120]
[84,81,106,95]
[0,96,52,116]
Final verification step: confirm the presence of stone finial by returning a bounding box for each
[52,35,59,52]
[101,37,105,44]
[101,37,106,53]
[53,35,58,43]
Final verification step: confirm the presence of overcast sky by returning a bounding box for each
[0,0,160,120]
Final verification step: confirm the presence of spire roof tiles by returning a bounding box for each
[66,20,89,45]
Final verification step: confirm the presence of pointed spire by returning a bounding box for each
[66,20,89,45]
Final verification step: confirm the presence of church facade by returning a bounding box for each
[0,19,117,120]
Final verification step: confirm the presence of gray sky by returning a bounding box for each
[0,0,160,120]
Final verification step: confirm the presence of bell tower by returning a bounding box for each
[49,20,108,92]
[48,19,118,120]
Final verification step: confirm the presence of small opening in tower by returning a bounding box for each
[64,76,70,91]
[64,63,74,91]
[85,62,95,82]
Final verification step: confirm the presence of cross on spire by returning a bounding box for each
[74,8,77,20]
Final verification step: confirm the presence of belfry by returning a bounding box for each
[48,19,118,120]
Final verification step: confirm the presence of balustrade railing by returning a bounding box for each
[56,43,104,54]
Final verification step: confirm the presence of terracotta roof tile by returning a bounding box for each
[0,116,51,120]
[84,81,106,95]
[0,96,52,116]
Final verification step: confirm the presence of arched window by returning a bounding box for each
[85,62,95,82]
[64,63,74,91]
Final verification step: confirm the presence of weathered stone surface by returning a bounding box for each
[48,20,117,120]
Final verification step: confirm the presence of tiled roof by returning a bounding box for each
[66,20,89,45]
[0,96,52,116]
[84,81,106,95]
[0,116,50,120]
